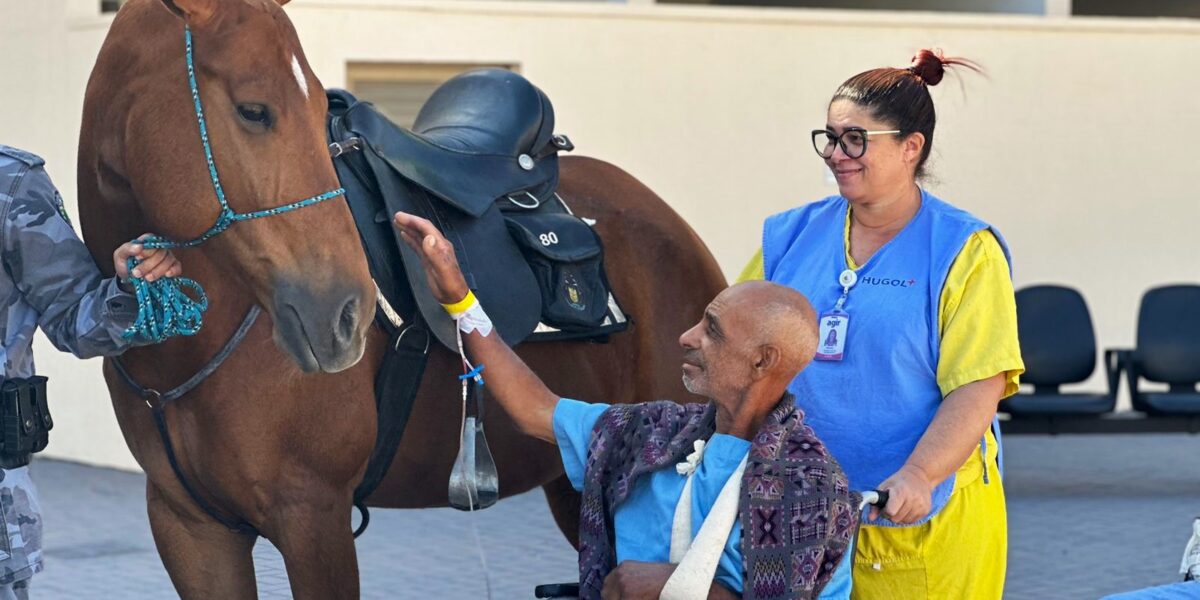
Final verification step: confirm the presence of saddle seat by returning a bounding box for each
[330,69,572,223]
[415,68,557,157]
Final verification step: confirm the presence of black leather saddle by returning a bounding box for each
[354,68,571,220]
[326,68,623,350]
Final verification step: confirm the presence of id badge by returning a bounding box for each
[814,310,849,361]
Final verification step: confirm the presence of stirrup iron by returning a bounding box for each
[449,379,499,510]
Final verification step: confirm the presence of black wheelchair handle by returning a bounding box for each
[861,489,889,509]
[535,583,581,598]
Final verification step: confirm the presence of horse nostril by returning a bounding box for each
[271,281,367,372]
[337,296,360,343]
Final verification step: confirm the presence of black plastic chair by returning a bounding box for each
[1121,285,1200,415]
[1000,285,1119,417]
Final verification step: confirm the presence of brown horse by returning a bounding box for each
[78,0,726,598]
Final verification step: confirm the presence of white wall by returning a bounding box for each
[0,0,139,470]
[1,0,1197,470]
[690,0,1049,15]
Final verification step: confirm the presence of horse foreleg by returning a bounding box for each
[265,494,359,600]
[543,474,582,551]
[147,481,259,600]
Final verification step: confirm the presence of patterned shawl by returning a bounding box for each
[576,395,859,599]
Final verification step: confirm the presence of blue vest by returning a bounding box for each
[763,190,1010,526]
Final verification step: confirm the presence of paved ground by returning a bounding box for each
[24,432,1200,599]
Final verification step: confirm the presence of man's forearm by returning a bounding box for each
[708,582,740,599]
[462,328,559,443]
[601,561,743,599]
[36,265,141,358]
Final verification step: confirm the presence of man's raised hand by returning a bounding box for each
[394,211,560,443]
[392,211,470,305]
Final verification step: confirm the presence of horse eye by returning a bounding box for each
[236,104,271,126]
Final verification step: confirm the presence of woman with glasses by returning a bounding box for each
[739,50,1024,599]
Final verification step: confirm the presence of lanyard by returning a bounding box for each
[834,268,858,312]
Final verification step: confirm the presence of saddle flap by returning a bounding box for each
[330,95,544,349]
[506,212,602,263]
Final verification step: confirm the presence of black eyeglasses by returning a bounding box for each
[812,128,901,159]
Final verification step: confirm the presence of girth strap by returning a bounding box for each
[350,318,432,537]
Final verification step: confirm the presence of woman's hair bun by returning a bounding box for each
[907,49,980,86]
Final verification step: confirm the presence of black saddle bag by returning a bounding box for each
[505,211,611,330]
[0,376,52,469]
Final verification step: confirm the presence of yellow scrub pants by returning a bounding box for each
[851,432,1007,600]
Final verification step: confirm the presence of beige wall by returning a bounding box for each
[683,0,1048,15]
[1,0,1197,470]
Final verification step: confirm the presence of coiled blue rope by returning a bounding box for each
[122,248,208,343]
[121,26,344,342]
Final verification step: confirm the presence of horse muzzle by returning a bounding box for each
[271,279,371,373]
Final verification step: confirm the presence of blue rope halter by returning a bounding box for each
[124,26,345,343]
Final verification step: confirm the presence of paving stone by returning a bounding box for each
[23,432,1200,599]
[1004,434,1200,599]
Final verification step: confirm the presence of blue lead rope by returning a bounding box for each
[123,253,208,343]
[122,26,345,341]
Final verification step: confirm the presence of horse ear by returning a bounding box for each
[158,0,217,24]
[276,0,292,5]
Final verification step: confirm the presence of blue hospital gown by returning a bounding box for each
[553,398,852,598]
[1103,582,1200,599]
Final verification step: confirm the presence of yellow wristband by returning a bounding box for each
[441,290,477,317]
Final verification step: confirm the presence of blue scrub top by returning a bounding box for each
[553,399,853,598]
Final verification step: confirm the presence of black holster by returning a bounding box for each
[0,376,52,469]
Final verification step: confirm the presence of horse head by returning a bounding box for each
[83,0,374,373]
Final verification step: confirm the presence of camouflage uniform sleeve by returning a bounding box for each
[0,164,146,358]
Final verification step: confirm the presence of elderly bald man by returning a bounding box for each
[394,212,860,600]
